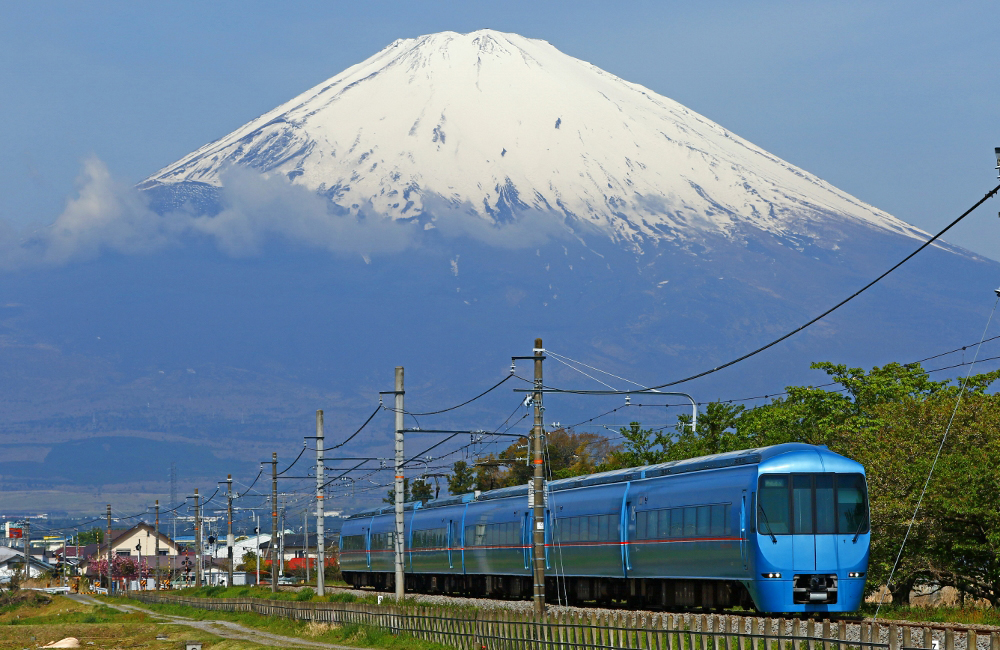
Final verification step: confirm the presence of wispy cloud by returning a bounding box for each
[0,157,572,270]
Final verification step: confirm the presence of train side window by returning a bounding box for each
[710,505,725,536]
[475,523,486,546]
[696,506,711,536]
[670,508,683,538]
[684,507,697,537]
[658,510,669,538]
[792,474,814,534]
[601,514,612,540]
[636,511,647,540]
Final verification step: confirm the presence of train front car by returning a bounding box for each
[750,446,870,613]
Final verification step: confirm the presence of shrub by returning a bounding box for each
[328,592,357,603]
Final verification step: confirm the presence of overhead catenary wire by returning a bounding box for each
[384,373,516,416]
[276,443,308,476]
[540,182,1000,395]
[319,403,385,452]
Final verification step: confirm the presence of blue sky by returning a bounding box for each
[2,1,998,256]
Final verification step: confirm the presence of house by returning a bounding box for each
[211,533,271,562]
[109,523,180,558]
[0,546,55,581]
[76,524,181,577]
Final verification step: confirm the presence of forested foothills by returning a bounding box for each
[441,362,1000,607]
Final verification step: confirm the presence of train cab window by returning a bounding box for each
[792,474,814,534]
[759,473,869,535]
[815,474,836,534]
[836,474,869,535]
[758,475,791,534]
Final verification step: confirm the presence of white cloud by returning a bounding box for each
[0,157,574,269]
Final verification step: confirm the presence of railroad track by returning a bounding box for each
[327,584,1000,648]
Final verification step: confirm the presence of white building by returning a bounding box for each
[0,546,54,580]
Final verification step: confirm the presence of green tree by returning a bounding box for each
[410,478,433,503]
[383,478,410,505]
[77,528,104,545]
[447,460,476,495]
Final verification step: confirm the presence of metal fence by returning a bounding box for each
[129,593,994,650]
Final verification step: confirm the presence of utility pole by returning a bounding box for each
[315,409,325,596]
[23,520,31,583]
[271,453,278,593]
[154,501,160,591]
[194,489,202,588]
[303,508,310,584]
[532,337,546,615]
[394,366,405,601]
[226,475,234,588]
[106,504,112,593]
[279,501,285,579]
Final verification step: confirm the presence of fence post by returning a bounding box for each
[991,632,999,650]
[945,629,955,650]
[967,631,977,650]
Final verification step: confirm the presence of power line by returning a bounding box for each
[386,373,515,416]
[318,403,384,452]
[541,182,1000,394]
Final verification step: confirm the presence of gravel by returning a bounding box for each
[326,585,1000,650]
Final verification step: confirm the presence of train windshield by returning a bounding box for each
[757,473,868,535]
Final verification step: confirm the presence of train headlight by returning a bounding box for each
[848,571,865,578]
[761,572,782,579]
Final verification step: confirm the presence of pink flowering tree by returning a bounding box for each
[88,555,150,588]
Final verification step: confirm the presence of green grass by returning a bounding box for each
[166,584,474,610]
[5,604,130,626]
[859,603,1000,627]
[105,595,456,649]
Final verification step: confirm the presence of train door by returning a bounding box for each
[740,490,748,572]
[447,519,455,569]
[363,525,371,569]
[522,512,531,570]
[544,510,551,570]
[621,483,633,577]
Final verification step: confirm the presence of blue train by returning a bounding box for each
[339,443,869,612]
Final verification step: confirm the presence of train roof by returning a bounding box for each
[345,443,843,519]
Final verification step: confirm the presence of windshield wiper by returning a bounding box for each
[851,513,868,544]
[757,503,778,544]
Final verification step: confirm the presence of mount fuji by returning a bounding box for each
[2,31,997,511]
[141,30,927,249]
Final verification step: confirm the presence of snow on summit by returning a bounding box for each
[141,30,925,246]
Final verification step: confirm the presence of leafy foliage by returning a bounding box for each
[598,361,1000,606]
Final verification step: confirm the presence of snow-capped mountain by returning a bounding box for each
[4,31,998,512]
[140,30,926,248]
